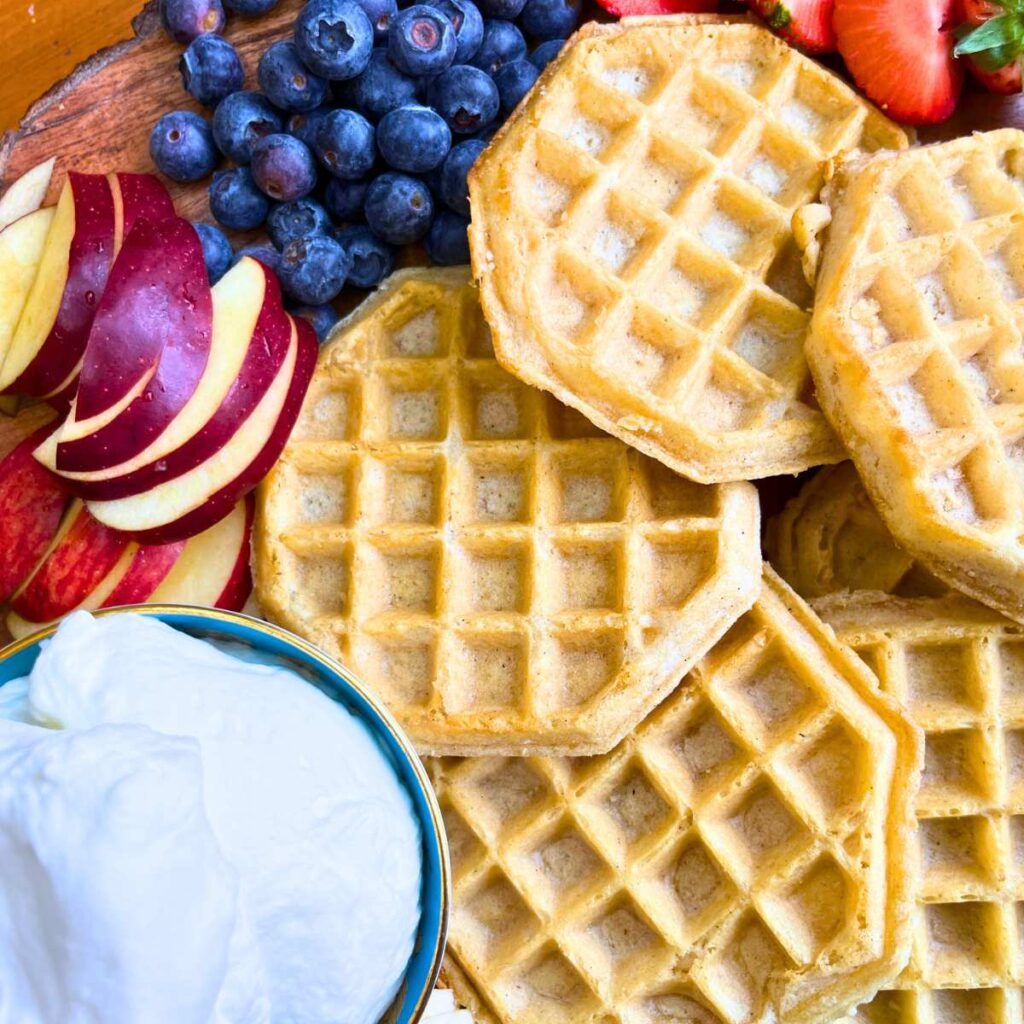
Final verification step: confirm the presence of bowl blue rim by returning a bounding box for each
[0,604,451,1024]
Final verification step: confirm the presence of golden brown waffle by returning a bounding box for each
[815,591,1024,1024]
[431,569,921,1024]
[765,463,945,600]
[254,268,761,756]
[805,129,1024,624]
[468,16,908,485]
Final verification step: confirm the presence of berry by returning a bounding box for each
[234,242,283,274]
[593,0,715,13]
[358,0,399,41]
[150,110,219,182]
[193,222,234,284]
[425,210,470,264]
[224,0,279,12]
[834,0,963,125]
[439,137,485,215]
[377,104,452,172]
[180,34,245,108]
[212,91,283,163]
[341,48,421,118]
[469,20,526,76]
[748,0,837,53]
[520,0,579,40]
[294,0,375,79]
[279,234,352,304]
[427,64,499,133]
[364,172,434,243]
[268,198,334,248]
[425,0,484,62]
[388,6,458,75]
[315,108,377,178]
[287,106,332,147]
[529,38,565,70]
[258,40,330,111]
[291,304,341,341]
[493,58,538,113]
[325,176,371,220]
[250,133,319,200]
[477,0,526,20]
[336,225,395,287]
[161,0,225,43]
[209,166,271,230]
[954,0,1024,95]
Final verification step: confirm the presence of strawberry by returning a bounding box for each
[595,0,717,13]
[834,0,964,125]
[747,0,837,53]
[953,0,1024,94]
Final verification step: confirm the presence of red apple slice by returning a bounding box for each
[0,158,55,232]
[101,538,187,606]
[0,172,116,398]
[110,172,175,255]
[0,207,56,369]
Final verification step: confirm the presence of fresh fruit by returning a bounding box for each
[250,134,319,201]
[267,198,333,249]
[427,64,499,133]
[336,226,395,287]
[389,6,458,75]
[469,19,526,75]
[212,91,284,164]
[425,0,484,61]
[494,58,539,112]
[954,0,1024,94]
[529,38,565,69]
[149,110,220,182]
[209,167,271,229]
[180,34,245,107]
[233,243,284,275]
[425,209,470,264]
[225,0,279,12]
[97,539,188,607]
[834,0,963,125]
[160,0,226,43]
[287,106,333,148]
[519,0,578,40]
[258,40,331,112]
[377,105,453,172]
[294,0,375,79]
[342,48,422,119]
[358,0,399,40]
[439,138,486,215]
[479,0,527,18]
[279,234,352,304]
[291,303,341,340]
[111,172,176,247]
[748,0,837,53]
[0,158,55,232]
[325,177,371,221]
[315,109,377,179]
[365,172,434,243]
[193,222,234,283]
[0,208,56,369]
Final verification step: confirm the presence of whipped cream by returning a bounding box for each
[0,611,422,1024]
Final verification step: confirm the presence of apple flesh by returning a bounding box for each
[0,158,55,232]
[0,207,56,371]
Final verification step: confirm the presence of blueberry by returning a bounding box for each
[212,91,283,163]
[424,0,483,63]
[279,234,352,304]
[250,133,319,201]
[439,138,485,215]
[315,108,376,179]
[357,0,399,42]
[209,166,271,230]
[150,111,219,182]
[180,35,245,108]
[291,304,341,341]
[268,198,334,248]
[193,222,234,284]
[364,172,433,244]
[493,59,538,114]
[287,106,332,147]
[161,0,225,43]
[426,64,498,135]
[341,48,419,119]
[224,0,278,12]
[258,41,330,112]
[520,0,578,40]
[425,210,470,264]
[377,104,451,173]
[388,6,456,76]
[529,38,564,71]
[325,177,370,221]
[469,19,525,76]
[294,0,374,80]
[234,243,283,275]
[476,0,525,20]
[335,225,395,287]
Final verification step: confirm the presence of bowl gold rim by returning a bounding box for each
[0,603,451,1024]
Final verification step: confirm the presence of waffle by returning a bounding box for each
[765,463,945,600]
[431,568,921,1024]
[468,16,908,484]
[804,129,1024,624]
[254,268,761,756]
[815,591,1024,1024]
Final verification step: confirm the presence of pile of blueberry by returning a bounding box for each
[152,0,579,335]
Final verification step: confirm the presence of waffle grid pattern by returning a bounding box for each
[434,573,916,1024]
[818,596,1024,1024]
[256,269,760,755]
[472,19,907,482]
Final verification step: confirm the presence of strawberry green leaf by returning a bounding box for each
[955,13,1024,70]
[765,2,792,31]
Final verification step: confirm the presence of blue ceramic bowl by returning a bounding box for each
[0,604,450,1024]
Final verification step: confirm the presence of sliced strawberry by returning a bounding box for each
[595,0,717,15]
[953,0,1024,95]
[835,0,964,125]
[748,0,837,53]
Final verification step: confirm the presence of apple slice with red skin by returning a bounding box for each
[0,207,56,370]
[110,172,175,255]
[87,315,316,543]
[0,158,55,233]
[0,172,117,398]
[101,538,187,605]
